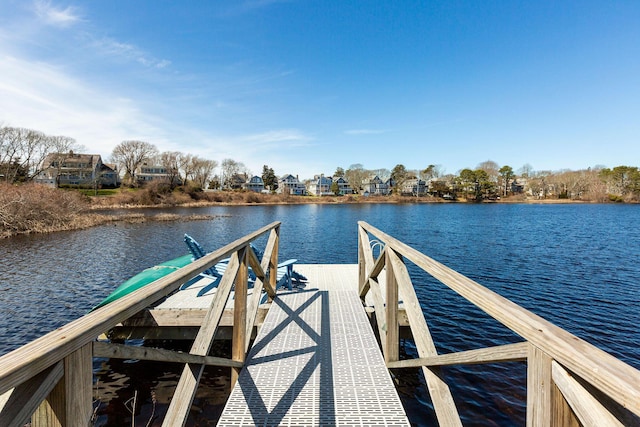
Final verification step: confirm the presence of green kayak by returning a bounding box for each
[93,254,193,310]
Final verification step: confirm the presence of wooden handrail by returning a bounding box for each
[0,221,281,426]
[357,221,640,425]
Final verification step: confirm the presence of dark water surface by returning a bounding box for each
[1,203,638,425]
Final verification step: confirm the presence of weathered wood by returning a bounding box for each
[390,245,462,427]
[527,344,553,427]
[385,249,400,363]
[358,226,374,297]
[162,252,240,427]
[65,343,93,426]
[31,376,64,427]
[122,306,270,328]
[92,341,242,368]
[552,361,623,427]
[387,342,528,369]
[358,221,640,417]
[0,222,281,398]
[0,362,63,427]
[231,247,248,388]
[31,344,93,427]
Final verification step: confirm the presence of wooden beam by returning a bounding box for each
[552,361,623,427]
[391,246,462,427]
[0,362,63,427]
[386,342,528,369]
[358,226,374,297]
[232,247,249,387]
[527,344,552,427]
[122,306,270,328]
[92,341,242,368]
[358,221,640,417]
[385,249,400,363]
[162,251,240,427]
[0,222,281,397]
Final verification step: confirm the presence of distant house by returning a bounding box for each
[277,174,307,195]
[228,173,248,190]
[401,178,427,196]
[511,179,525,194]
[243,175,265,193]
[362,175,391,195]
[333,176,353,195]
[136,163,181,186]
[35,152,119,188]
[308,175,333,196]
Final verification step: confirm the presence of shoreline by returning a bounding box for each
[1,195,626,240]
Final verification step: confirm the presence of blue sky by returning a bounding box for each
[1,1,639,179]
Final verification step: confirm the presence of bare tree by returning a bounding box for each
[477,160,500,184]
[46,135,81,187]
[192,157,218,189]
[220,158,249,189]
[345,163,368,192]
[0,126,58,182]
[110,140,158,186]
[159,151,182,189]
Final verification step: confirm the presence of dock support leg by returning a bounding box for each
[32,343,93,427]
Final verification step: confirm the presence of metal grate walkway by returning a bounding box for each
[218,264,409,426]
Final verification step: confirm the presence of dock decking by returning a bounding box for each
[218,264,410,426]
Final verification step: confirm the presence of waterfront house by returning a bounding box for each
[308,175,333,196]
[277,174,307,195]
[333,176,353,195]
[35,152,119,188]
[362,175,391,195]
[401,178,427,196]
[243,175,265,192]
[135,163,181,186]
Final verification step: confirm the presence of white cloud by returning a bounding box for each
[33,0,82,28]
[0,54,165,156]
[92,37,172,69]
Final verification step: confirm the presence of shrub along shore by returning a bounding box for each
[0,183,595,239]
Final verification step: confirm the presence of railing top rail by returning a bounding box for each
[357,221,640,416]
[0,221,281,396]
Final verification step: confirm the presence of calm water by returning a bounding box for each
[1,203,639,425]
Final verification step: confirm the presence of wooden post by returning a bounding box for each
[527,344,553,427]
[231,246,248,388]
[32,343,93,427]
[268,227,280,299]
[385,249,399,363]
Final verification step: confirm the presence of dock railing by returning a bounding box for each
[357,221,640,427]
[0,221,282,427]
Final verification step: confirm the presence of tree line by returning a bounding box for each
[2,125,639,202]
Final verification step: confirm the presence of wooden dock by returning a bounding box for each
[1,220,640,426]
[218,264,409,426]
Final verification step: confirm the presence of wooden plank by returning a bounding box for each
[552,361,623,427]
[358,226,374,296]
[358,221,640,417]
[0,222,281,397]
[387,342,528,368]
[31,377,64,427]
[0,362,63,427]
[92,341,242,368]
[385,249,400,363]
[527,344,552,427]
[231,247,248,387]
[390,247,462,427]
[123,305,270,328]
[162,252,240,427]
[64,343,93,426]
